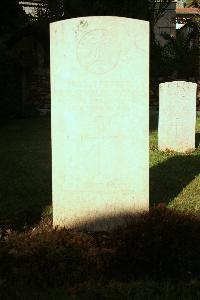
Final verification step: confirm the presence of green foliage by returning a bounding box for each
[37,0,173,25]
[188,0,200,8]
[160,0,200,78]
[158,17,199,78]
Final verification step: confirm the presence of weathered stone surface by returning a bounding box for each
[158,81,197,153]
[50,17,149,230]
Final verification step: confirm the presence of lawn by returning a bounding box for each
[150,114,200,213]
[0,115,200,299]
[0,115,199,229]
[0,117,52,229]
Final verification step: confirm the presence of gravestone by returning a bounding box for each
[50,17,149,230]
[158,81,197,152]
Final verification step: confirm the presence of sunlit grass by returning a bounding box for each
[0,116,200,299]
[0,116,199,229]
[150,116,200,213]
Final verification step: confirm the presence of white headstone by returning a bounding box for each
[50,17,149,230]
[158,81,197,152]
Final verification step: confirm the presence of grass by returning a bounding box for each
[0,117,51,229]
[150,115,200,213]
[0,115,200,299]
[1,208,200,299]
[3,280,200,299]
[0,115,199,228]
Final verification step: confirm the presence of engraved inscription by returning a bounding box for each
[171,117,183,139]
[77,29,121,74]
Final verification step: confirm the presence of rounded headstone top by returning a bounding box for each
[50,16,149,76]
[50,16,149,27]
[159,81,197,90]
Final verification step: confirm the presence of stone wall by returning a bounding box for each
[29,67,50,115]
[22,66,50,116]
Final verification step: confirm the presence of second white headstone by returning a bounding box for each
[158,81,197,152]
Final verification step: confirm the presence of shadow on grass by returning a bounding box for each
[0,117,52,231]
[196,133,200,148]
[0,204,52,232]
[150,111,159,132]
[150,155,200,207]
[2,207,200,298]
